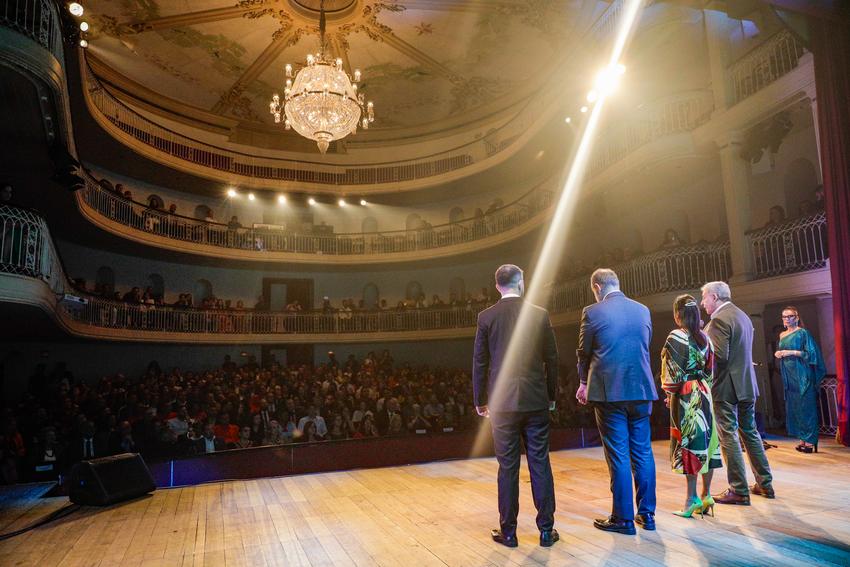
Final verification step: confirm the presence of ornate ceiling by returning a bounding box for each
[82,0,598,146]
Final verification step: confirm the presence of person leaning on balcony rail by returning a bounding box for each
[774,306,826,453]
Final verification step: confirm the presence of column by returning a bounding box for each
[703,7,733,112]
[809,95,824,185]
[741,302,773,426]
[816,295,836,374]
[717,132,754,281]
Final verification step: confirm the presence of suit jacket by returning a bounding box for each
[472,297,558,412]
[577,291,657,402]
[703,302,758,403]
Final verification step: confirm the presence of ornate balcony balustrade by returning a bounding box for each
[749,211,828,279]
[0,0,62,60]
[728,29,807,106]
[77,175,555,259]
[819,375,838,436]
[588,90,714,177]
[0,203,63,293]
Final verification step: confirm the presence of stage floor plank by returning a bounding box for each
[1,438,849,566]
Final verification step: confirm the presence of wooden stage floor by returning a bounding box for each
[1,438,849,566]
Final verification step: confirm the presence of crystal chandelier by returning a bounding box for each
[269,0,374,154]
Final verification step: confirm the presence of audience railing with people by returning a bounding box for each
[78,174,555,257]
[748,211,828,279]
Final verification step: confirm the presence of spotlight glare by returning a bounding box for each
[247,193,255,201]
[586,90,598,103]
[277,195,287,204]
[79,39,88,48]
[564,117,571,124]
[338,199,347,207]
[360,199,367,206]
[580,105,588,113]
[80,21,89,31]
[593,63,626,98]
[69,3,84,17]
[308,197,317,206]
[226,188,237,198]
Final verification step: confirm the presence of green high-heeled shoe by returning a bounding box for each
[673,498,704,518]
[700,495,715,517]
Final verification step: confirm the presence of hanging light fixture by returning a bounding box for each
[269,0,374,154]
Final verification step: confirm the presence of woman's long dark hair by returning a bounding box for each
[674,294,707,349]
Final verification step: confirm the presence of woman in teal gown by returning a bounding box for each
[774,306,826,452]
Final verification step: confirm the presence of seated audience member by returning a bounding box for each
[214,413,240,446]
[196,424,225,454]
[297,406,327,440]
[234,426,254,449]
[659,228,684,249]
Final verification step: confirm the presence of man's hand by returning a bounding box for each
[576,383,588,406]
[476,405,490,418]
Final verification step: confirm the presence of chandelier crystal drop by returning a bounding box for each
[269,0,374,154]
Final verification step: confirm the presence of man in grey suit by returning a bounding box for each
[701,281,774,504]
[473,264,559,548]
[576,269,658,535]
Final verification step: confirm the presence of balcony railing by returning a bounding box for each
[78,175,555,257]
[749,212,828,279]
[588,90,714,177]
[0,0,62,61]
[819,375,838,436]
[81,60,554,189]
[0,203,63,293]
[728,29,807,106]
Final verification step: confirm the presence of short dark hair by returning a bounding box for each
[495,264,523,288]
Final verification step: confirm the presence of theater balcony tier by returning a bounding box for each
[0,205,831,344]
[75,175,556,265]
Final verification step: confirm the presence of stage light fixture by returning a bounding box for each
[308,197,317,206]
[277,195,287,204]
[587,90,598,102]
[338,199,347,207]
[79,39,88,48]
[247,193,255,201]
[80,21,89,31]
[69,3,84,17]
[564,117,571,124]
[593,63,626,98]
[580,105,588,113]
[226,188,237,197]
[360,199,367,206]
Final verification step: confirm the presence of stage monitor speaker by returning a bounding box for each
[69,453,156,506]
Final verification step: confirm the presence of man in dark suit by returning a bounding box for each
[576,268,658,535]
[473,264,559,548]
[701,281,773,504]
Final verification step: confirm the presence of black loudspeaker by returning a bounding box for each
[69,453,156,506]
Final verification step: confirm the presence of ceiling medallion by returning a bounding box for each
[269,0,374,153]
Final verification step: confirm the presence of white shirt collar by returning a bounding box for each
[602,289,621,301]
[710,301,732,319]
[500,293,521,299]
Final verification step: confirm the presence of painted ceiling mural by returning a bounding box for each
[83,0,587,137]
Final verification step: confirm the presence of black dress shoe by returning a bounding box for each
[540,528,559,547]
[593,516,636,535]
[491,529,518,548]
[635,513,656,531]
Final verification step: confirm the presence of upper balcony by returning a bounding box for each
[75,172,556,265]
[0,204,831,344]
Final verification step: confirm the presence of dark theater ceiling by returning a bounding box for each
[81,0,598,143]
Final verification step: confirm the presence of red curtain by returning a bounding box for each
[810,16,850,445]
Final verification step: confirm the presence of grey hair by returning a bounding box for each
[701,281,731,301]
[591,268,620,292]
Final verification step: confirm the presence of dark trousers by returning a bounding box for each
[594,401,656,521]
[490,410,555,536]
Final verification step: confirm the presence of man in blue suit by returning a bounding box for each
[576,269,658,534]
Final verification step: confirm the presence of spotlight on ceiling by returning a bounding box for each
[593,63,626,98]
[69,3,84,17]
[308,197,317,206]
[79,39,88,48]
[277,195,287,205]
[80,21,89,32]
[580,105,588,113]
[564,117,571,124]
[338,199,347,207]
[360,199,367,206]
[586,90,598,103]
[226,188,237,198]
[247,193,255,201]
